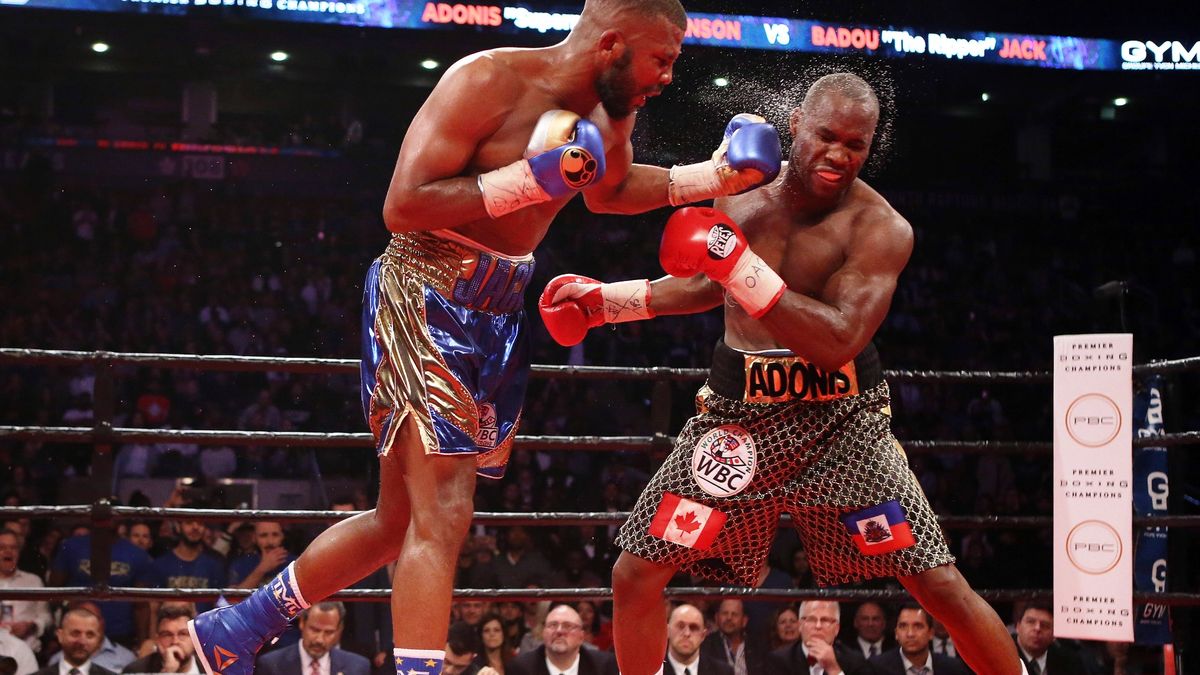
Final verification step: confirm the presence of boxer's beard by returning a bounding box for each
[596,50,637,119]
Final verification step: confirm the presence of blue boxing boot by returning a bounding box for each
[188,561,309,675]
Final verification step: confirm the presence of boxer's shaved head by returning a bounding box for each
[801,73,880,121]
[578,0,687,31]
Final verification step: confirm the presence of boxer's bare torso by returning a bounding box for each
[382,15,683,256]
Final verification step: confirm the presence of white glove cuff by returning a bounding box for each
[478,159,550,218]
[667,160,724,206]
[723,249,786,318]
[600,279,654,323]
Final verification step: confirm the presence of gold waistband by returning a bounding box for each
[382,232,468,296]
[381,231,536,314]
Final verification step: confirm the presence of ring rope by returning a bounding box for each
[10,347,1198,380]
[2,426,1197,452]
[2,506,1196,530]
[4,347,1199,377]
[0,586,1196,606]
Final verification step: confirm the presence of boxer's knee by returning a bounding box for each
[613,552,671,599]
[901,563,969,618]
[407,458,476,551]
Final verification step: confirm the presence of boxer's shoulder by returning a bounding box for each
[845,181,910,236]
[444,49,527,94]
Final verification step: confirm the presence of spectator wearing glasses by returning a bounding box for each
[121,604,201,674]
[765,601,870,675]
[506,605,616,675]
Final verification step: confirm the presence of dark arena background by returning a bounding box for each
[1,0,1198,672]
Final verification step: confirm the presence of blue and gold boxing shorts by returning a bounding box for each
[360,231,534,479]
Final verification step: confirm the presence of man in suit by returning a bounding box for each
[506,605,617,675]
[255,603,371,675]
[766,601,870,675]
[700,600,767,675]
[122,604,202,674]
[664,605,732,675]
[849,603,893,661]
[47,602,135,673]
[868,605,970,675]
[33,607,116,675]
[1013,604,1086,675]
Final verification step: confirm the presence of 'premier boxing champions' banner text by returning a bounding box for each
[1053,334,1133,642]
[5,0,1198,72]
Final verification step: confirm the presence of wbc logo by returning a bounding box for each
[476,402,499,449]
[691,425,757,497]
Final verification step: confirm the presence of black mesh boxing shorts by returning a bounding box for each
[616,341,953,587]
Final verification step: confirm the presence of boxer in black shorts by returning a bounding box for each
[540,73,1024,675]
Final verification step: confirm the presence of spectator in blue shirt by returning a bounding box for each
[152,518,227,613]
[50,536,154,645]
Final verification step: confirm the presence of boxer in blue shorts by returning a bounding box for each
[188,2,782,675]
[360,230,534,478]
[541,73,1025,675]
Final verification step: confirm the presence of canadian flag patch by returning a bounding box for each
[648,492,727,550]
[838,500,916,555]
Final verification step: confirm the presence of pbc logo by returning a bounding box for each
[559,147,599,189]
[706,224,737,260]
[1065,393,1122,447]
[691,425,757,497]
[1066,520,1123,574]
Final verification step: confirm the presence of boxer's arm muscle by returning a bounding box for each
[584,163,672,214]
[583,116,671,214]
[648,274,725,316]
[758,210,913,370]
[383,57,517,232]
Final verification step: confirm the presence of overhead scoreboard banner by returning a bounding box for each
[3,0,1199,72]
[1053,334,1134,642]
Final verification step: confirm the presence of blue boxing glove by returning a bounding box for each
[667,113,781,206]
[478,110,607,218]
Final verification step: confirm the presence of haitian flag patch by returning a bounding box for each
[648,492,728,550]
[839,500,916,555]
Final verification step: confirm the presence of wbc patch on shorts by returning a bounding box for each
[691,424,757,497]
[839,500,916,555]
[475,402,498,449]
[648,492,728,550]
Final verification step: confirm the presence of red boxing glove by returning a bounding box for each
[659,206,786,318]
[538,274,653,347]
